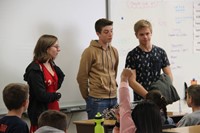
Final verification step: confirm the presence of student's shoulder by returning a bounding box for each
[82,43,102,55]
[153,45,165,52]
[187,110,200,118]
[179,112,198,122]
[82,46,96,56]
[110,46,119,55]
[177,111,200,127]
[0,116,28,133]
[25,61,41,72]
[127,46,140,55]
[0,116,24,124]
[110,45,117,51]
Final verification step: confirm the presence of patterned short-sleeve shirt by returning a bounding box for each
[125,45,170,101]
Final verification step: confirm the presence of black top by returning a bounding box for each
[125,45,170,101]
[23,61,65,125]
[0,116,29,133]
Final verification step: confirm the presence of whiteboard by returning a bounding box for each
[108,0,200,101]
[0,0,106,114]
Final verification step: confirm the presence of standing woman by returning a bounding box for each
[24,34,65,133]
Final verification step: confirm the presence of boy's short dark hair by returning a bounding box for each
[38,110,67,131]
[187,85,200,106]
[3,83,29,111]
[95,18,113,33]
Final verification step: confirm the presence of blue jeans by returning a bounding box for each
[86,96,117,119]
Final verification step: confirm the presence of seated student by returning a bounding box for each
[113,68,162,133]
[35,110,68,133]
[146,90,175,125]
[0,83,29,133]
[132,100,163,133]
[177,84,200,127]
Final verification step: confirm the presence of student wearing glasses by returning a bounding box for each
[23,34,65,133]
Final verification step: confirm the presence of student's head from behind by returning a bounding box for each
[131,100,162,133]
[146,90,167,110]
[38,110,68,133]
[95,18,113,43]
[3,83,29,112]
[146,90,168,124]
[33,34,60,63]
[186,84,200,108]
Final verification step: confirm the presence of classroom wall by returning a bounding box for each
[108,0,200,101]
[0,0,106,114]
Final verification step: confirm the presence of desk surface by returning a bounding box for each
[74,119,200,133]
[163,125,200,133]
[73,111,186,126]
[167,111,187,117]
[167,111,187,124]
[73,119,115,133]
[73,119,115,126]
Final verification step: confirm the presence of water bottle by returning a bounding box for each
[94,112,104,133]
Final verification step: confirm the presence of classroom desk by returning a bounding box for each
[167,111,187,123]
[73,111,186,133]
[73,119,115,133]
[162,125,200,133]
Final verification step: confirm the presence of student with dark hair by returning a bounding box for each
[77,18,119,119]
[24,34,65,132]
[113,68,162,133]
[35,110,68,133]
[177,84,200,127]
[132,100,162,133]
[146,90,174,125]
[0,83,29,133]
